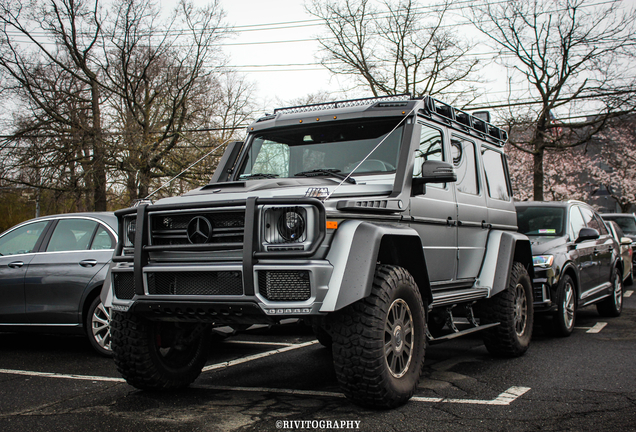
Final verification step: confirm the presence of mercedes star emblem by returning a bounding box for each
[187,216,212,244]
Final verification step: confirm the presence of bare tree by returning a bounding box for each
[308,0,482,105]
[0,0,109,210]
[468,0,636,201]
[102,0,233,201]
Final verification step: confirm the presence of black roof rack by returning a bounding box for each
[257,94,508,146]
[422,96,508,146]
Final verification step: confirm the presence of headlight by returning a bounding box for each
[124,217,136,247]
[533,255,554,268]
[277,211,305,241]
[262,205,317,251]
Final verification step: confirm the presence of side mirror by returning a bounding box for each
[576,227,599,243]
[621,237,633,246]
[411,160,456,195]
[421,160,457,183]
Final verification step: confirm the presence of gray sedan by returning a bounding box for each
[0,212,117,356]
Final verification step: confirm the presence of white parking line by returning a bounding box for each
[587,322,608,333]
[0,368,530,406]
[202,340,319,372]
[195,384,531,406]
[0,368,125,382]
[624,290,634,298]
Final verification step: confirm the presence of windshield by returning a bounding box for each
[237,118,403,180]
[603,215,636,235]
[516,206,565,237]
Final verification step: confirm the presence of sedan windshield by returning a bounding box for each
[516,206,565,237]
[237,118,403,180]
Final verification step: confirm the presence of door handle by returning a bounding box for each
[8,261,24,268]
[79,259,98,267]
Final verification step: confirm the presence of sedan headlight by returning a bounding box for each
[533,255,554,268]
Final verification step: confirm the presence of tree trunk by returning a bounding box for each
[90,80,107,211]
[533,148,544,201]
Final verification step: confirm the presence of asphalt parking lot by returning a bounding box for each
[1,291,636,432]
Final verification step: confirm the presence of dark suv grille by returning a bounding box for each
[147,271,243,296]
[150,211,245,247]
[113,272,135,299]
[258,271,311,301]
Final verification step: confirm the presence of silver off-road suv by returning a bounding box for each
[108,95,534,408]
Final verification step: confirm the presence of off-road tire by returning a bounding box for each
[329,265,426,409]
[597,267,623,317]
[111,311,210,390]
[479,262,533,357]
[552,274,576,337]
[85,296,112,357]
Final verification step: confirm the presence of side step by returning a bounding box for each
[427,322,500,344]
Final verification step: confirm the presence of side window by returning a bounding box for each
[482,148,511,201]
[569,206,586,240]
[452,137,479,195]
[0,221,49,256]
[414,124,444,187]
[580,207,607,234]
[594,214,609,235]
[47,219,97,252]
[90,225,115,250]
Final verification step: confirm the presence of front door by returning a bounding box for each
[409,122,457,284]
[0,221,50,323]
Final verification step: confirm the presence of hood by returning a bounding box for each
[153,176,395,206]
[527,235,568,255]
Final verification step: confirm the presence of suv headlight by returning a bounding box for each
[278,210,306,241]
[261,205,319,251]
[123,216,137,247]
[533,255,554,268]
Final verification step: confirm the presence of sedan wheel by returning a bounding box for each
[86,296,112,357]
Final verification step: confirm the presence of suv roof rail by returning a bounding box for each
[420,96,508,146]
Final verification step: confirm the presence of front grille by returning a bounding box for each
[150,211,245,247]
[258,270,311,301]
[113,272,135,299]
[147,271,243,296]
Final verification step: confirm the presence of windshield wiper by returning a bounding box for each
[240,173,280,180]
[294,169,356,184]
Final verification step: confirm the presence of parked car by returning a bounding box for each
[600,213,636,268]
[0,212,117,355]
[605,220,633,286]
[515,201,623,337]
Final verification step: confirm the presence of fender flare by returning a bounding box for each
[477,230,534,297]
[320,220,431,312]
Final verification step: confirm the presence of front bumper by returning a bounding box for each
[531,266,558,314]
[111,260,334,323]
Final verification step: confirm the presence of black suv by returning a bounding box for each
[515,201,623,337]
